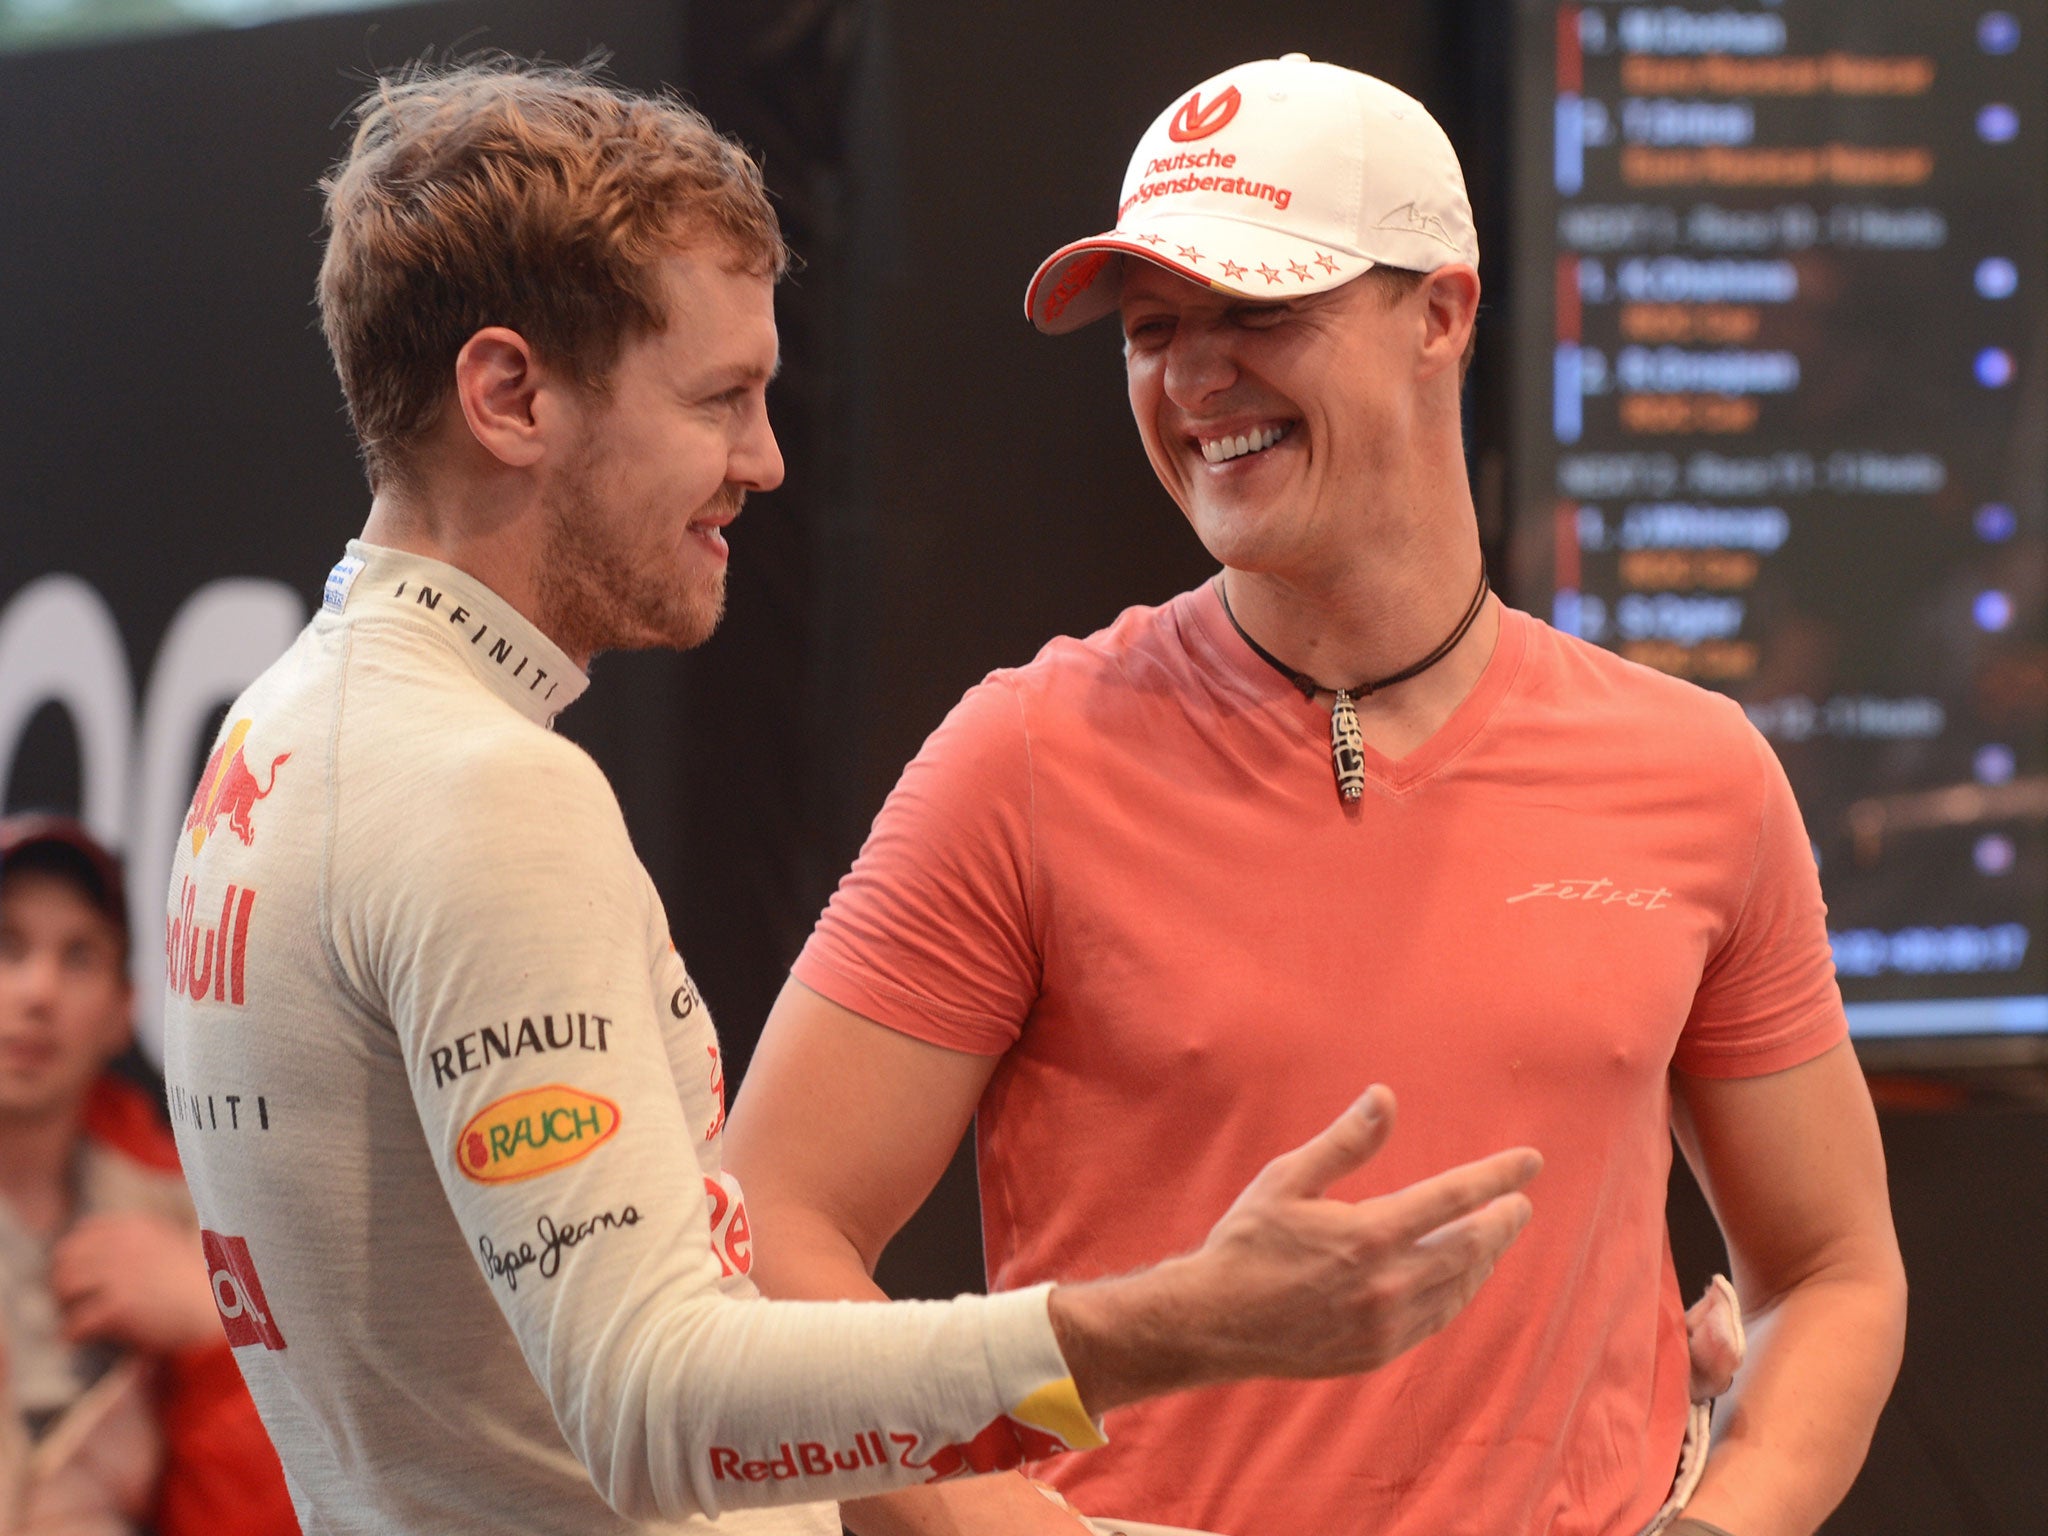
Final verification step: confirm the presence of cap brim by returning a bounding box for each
[1026,216,1375,334]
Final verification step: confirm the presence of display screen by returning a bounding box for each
[1510,2,2048,1045]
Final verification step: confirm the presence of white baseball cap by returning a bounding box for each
[1025,54,1478,334]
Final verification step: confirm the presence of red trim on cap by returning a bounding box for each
[1027,234,1248,325]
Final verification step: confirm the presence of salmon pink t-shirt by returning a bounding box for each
[795,589,1845,1536]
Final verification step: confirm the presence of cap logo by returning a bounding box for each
[1168,86,1241,143]
[1043,250,1113,323]
[1375,201,1461,253]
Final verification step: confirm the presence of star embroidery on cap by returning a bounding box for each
[1287,259,1311,280]
[1176,244,1204,265]
[1313,251,1340,273]
[1135,232,1166,247]
[1219,259,1247,280]
[1257,263,1282,284]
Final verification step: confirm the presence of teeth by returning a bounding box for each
[1201,424,1288,464]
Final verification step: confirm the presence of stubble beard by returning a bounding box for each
[537,457,734,662]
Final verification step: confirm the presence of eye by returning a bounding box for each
[1122,316,1173,348]
[1233,305,1289,329]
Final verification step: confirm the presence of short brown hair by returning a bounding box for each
[317,58,790,491]
[1363,265,1477,382]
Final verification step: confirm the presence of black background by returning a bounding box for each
[1,1,2041,1528]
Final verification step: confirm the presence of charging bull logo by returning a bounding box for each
[1168,84,1241,142]
[185,719,290,855]
[456,1085,621,1184]
[907,1415,1074,1483]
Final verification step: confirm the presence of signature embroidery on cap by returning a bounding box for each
[1374,201,1460,251]
[1168,85,1242,142]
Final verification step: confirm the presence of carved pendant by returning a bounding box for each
[1330,690,1366,802]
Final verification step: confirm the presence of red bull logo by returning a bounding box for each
[456,1085,621,1184]
[905,1414,1074,1483]
[184,719,290,855]
[707,1413,1078,1487]
[201,1231,285,1350]
[703,1172,753,1277]
[165,874,256,1006]
[709,1432,894,1484]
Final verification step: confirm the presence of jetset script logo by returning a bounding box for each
[184,719,290,855]
[201,1231,285,1350]
[1168,84,1241,142]
[456,1084,621,1184]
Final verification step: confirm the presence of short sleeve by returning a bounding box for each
[1675,724,1848,1078]
[795,677,1039,1054]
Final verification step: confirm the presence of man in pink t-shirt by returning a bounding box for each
[726,57,1905,1536]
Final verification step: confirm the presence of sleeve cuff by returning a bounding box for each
[981,1283,1107,1452]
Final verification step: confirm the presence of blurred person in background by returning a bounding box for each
[0,815,294,1536]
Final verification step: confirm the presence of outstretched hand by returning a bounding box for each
[1050,1086,1540,1413]
[1186,1084,1540,1379]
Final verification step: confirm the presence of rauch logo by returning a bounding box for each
[456,1085,621,1184]
[1168,84,1242,142]
[184,718,290,855]
[201,1230,285,1350]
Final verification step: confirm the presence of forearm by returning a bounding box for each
[1679,1261,1907,1536]
[746,1202,1093,1535]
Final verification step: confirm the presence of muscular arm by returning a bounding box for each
[1670,1040,1907,1536]
[728,978,1542,1534]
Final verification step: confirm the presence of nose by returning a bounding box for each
[0,949,61,1019]
[1161,315,1239,411]
[733,406,785,494]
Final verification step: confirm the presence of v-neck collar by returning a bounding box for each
[1185,577,1529,794]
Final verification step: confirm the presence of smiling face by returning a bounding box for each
[1119,261,1443,581]
[536,247,784,660]
[0,870,129,1128]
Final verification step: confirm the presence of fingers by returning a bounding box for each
[1372,1146,1543,1245]
[1409,1191,1534,1294]
[59,1294,117,1345]
[48,1227,122,1302]
[1393,1253,1503,1355]
[1251,1085,1397,1200]
[1685,1275,1744,1400]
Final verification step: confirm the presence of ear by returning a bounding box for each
[452,327,553,469]
[1419,265,1481,378]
